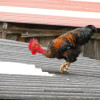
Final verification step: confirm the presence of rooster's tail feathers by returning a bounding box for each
[76,25,97,45]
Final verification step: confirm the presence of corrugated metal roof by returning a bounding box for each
[0,0,100,28]
[0,39,100,99]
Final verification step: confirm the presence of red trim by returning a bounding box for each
[0,0,100,27]
[0,0,100,12]
[0,12,100,27]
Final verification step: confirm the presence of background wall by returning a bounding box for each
[0,22,100,60]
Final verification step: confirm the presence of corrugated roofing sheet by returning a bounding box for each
[0,39,100,99]
[0,0,100,28]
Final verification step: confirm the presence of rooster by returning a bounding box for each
[28,25,97,73]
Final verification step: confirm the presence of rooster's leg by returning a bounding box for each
[64,62,70,72]
[60,62,71,73]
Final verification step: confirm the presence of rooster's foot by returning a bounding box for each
[64,68,68,72]
[60,66,64,73]
[60,62,70,73]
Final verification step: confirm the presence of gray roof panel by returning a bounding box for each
[0,39,100,100]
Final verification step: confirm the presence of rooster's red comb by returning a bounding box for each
[28,38,45,55]
[28,38,38,50]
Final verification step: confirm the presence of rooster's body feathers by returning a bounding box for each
[46,25,96,62]
[28,25,97,73]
